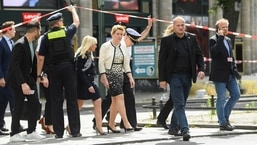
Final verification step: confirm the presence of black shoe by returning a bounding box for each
[107,125,120,133]
[227,120,235,129]
[0,130,9,135]
[18,125,27,132]
[92,122,96,130]
[72,133,82,137]
[157,120,169,129]
[220,123,234,131]
[0,127,9,132]
[168,129,182,136]
[134,127,142,131]
[182,132,191,141]
[55,135,63,138]
[105,112,110,122]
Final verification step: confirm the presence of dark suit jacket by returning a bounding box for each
[209,34,236,82]
[7,36,37,88]
[158,32,205,83]
[0,37,12,79]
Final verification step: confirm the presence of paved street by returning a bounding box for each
[1,76,257,144]
[0,107,257,145]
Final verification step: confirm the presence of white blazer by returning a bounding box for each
[98,40,131,74]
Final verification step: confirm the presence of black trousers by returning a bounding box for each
[40,84,52,125]
[0,85,14,128]
[120,74,137,128]
[10,84,39,136]
[48,63,80,136]
[157,95,173,122]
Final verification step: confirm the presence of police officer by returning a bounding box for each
[120,28,142,131]
[37,5,81,138]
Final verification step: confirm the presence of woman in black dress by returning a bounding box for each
[74,35,105,135]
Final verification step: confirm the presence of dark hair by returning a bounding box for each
[1,21,15,34]
[26,21,41,33]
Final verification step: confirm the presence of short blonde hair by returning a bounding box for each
[215,18,229,27]
[75,35,97,59]
[111,25,125,35]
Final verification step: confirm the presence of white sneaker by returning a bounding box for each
[10,133,26,142]
[26,131,45,140]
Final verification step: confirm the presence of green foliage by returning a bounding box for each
[209,0,236,13]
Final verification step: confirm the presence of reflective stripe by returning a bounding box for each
[47,29,66,40]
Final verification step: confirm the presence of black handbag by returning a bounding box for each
[20,100,42,120]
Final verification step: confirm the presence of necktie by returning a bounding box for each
[223,39,230,56]
[9,39,14,51]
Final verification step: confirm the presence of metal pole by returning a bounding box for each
[98,0,106,98]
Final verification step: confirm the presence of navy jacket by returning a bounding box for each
[209,34,237,82]
[0,37,12,79]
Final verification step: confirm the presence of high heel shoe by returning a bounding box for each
[107,125,120,133]
[38,118,46,130]
[65,125,71,135]
[95,127,106,135]
[124,128,134,133]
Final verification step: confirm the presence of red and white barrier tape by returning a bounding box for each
[204,57,257,64]
[0,6,68,33]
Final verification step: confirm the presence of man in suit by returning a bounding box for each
[0,21,16,135]
[209,18,241,131]
[7,21,45,142]
[158,16,205,141]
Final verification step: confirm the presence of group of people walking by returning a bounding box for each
[0,5,241,143]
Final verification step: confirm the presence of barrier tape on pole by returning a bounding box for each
[0,6,69,33]
[75,6,257,40]
[2,5,257,40]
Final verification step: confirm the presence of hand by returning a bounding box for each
[0,78,6,87]
[218,29,224,36]
[21,83,31,95]
[100,74,109,89]
[159,81,167,90]
[129,77,135,88]
[197,71,205,80]
[67,5,76,12]
[88,86,95,93]
[41,76,49,88]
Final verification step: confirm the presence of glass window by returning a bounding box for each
[103,0,139,11]
[3,0,57,9]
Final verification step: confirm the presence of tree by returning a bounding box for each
[210,0,241,47]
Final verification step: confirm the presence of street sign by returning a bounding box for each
[132,43,157,79]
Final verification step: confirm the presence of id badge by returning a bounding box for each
[227,57,233,62]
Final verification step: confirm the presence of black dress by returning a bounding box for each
[76,53,100,101]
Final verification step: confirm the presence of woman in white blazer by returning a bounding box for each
[98,25,134,133]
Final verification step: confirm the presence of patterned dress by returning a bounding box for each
[106,44,124,96]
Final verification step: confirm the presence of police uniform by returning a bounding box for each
[118,28,142,131]
[39,13,81,138]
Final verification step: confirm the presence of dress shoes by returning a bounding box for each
[182,132,191,141]
[156,120,169,129]
[0,127,9,132]
[0,130,9,135]
[71,133,82,137]
[220,123,234,131]
[134,127,143,131]
[168,128,182,136]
